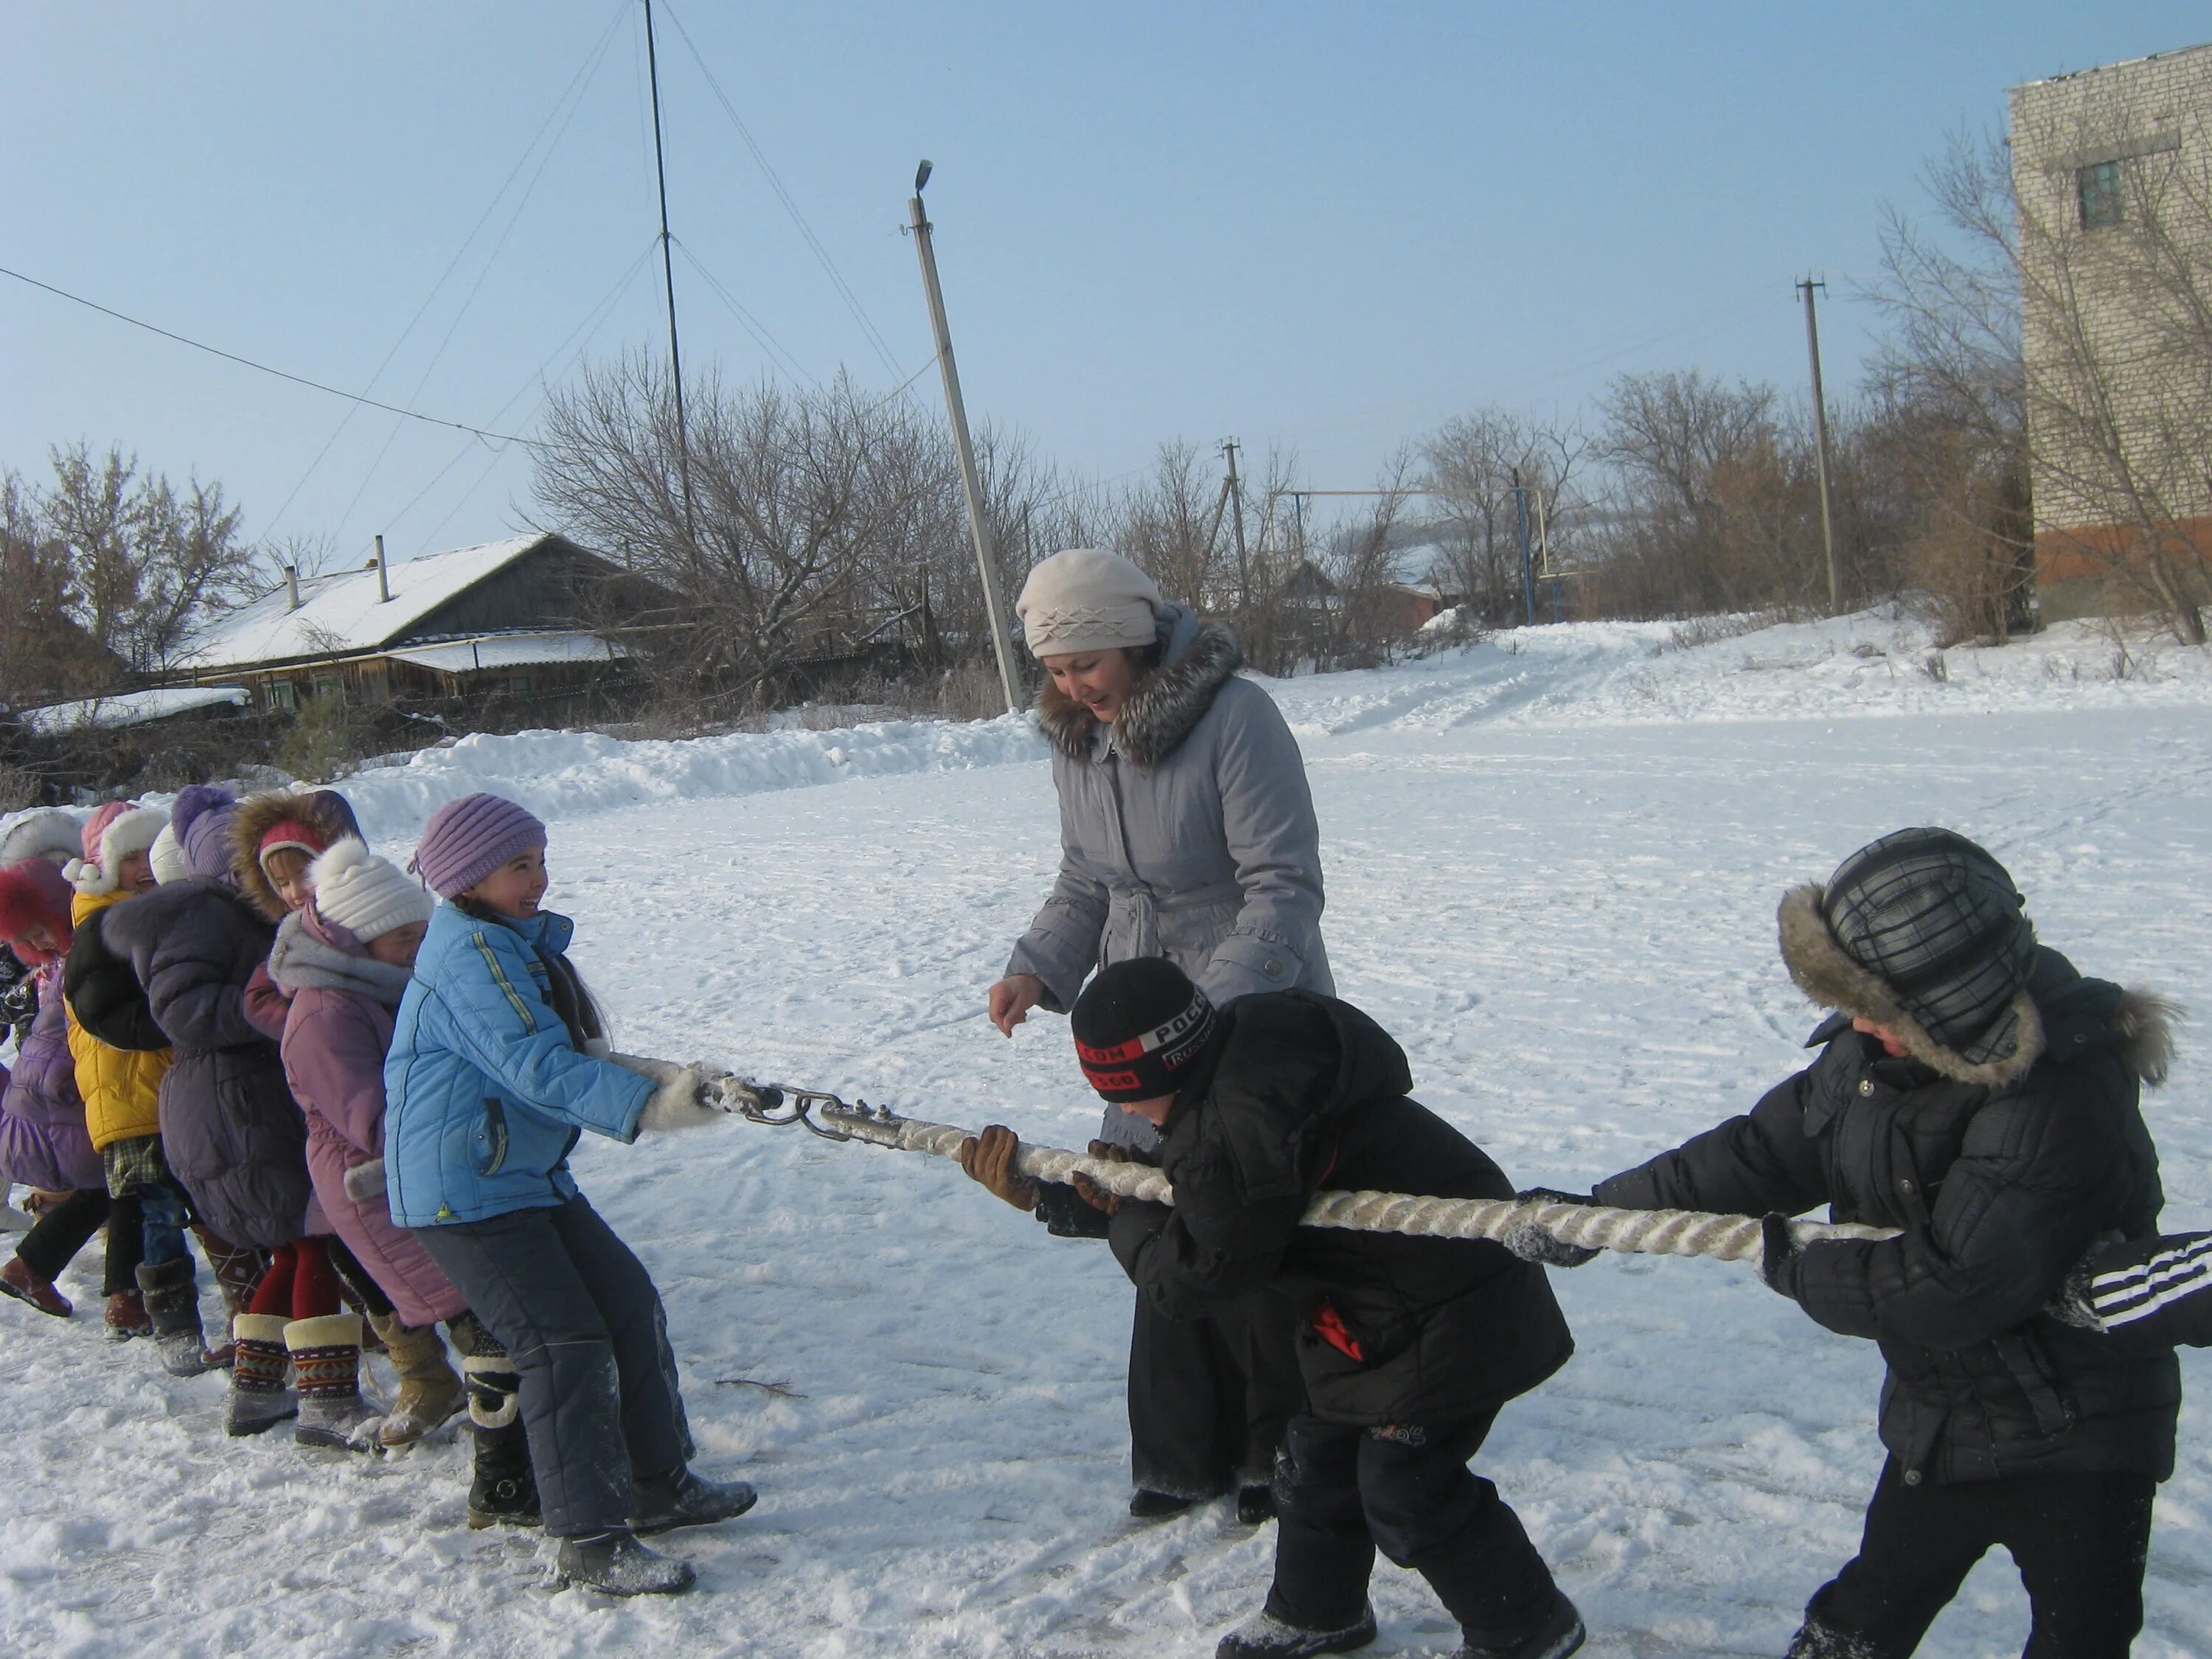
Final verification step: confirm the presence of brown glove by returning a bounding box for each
[1074,1141,1132,1215]
[958,1124,1039,1212]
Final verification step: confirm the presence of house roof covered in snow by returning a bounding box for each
[170,535,550,672]
[18,685,251,735]
[384,633,632,675]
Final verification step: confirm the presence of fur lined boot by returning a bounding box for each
[225,1313,296,1436]
[367,1312,465,1448]
[288,1312,382,1451]
[464,1357,540,1528]
[135,1257,209,1377]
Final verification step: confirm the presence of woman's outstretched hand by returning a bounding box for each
[988,974,1046,1037]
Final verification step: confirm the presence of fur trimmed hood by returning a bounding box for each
[229,790,349,920]
[1036,608,1244,768]
[1779,882,2177,1088]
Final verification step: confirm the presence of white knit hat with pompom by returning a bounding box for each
[308,838,433,942]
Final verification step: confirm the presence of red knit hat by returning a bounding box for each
[0,858,75,964]
[257,816,330,872]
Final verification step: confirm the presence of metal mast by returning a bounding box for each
[642,0,695,543]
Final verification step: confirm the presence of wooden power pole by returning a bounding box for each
[1798,276,1839,613]
[907,161,1023,715]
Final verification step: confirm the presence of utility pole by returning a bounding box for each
[1798,276,1839,613]
[907,161,1023,714]
[642,0,695,544]
[1222,439,1250,616]
[1512,467,1534,626]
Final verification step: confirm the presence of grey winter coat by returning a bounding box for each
[104,877,316,1248]
[1596,947,2179,1486]
[1010,604,1329,1020]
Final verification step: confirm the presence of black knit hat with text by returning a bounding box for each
[1071,959,1219,1102]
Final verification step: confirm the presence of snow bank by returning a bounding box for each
[332,712,1050,845]
[1268,610,2212,738]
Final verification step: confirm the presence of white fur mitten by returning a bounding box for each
[607,1051,684,1085]
[636,1065,720,1133]
[343,1158,386,1203]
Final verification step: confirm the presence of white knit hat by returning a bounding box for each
[147,824,189,887]
[308,838,434,942]
[1015,548,1164,658]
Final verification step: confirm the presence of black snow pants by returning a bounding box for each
[1128,1286,1301,1498]
[1795,1458,2155,1659]
[1265,1411,1560,1644]
[417,1192,693,1537]
[14,1188,142,1295]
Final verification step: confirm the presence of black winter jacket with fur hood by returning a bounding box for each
[1108,990,1573,1426]
[1598,947,2179,1484]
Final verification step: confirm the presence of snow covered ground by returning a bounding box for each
[5,608,2212,1658]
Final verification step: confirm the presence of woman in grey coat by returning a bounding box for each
[984,546,1321,1522]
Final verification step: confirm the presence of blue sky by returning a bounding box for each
[4,2,2205,568]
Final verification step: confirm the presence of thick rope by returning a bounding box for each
[793,1097,1899,1263]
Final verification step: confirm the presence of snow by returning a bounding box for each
[383,633,630,675]
[13,685,249,736]
[170,536,546,670]
[4,605,2211,1657]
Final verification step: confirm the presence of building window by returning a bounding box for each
[2078,159,2122,230]
[312,677,343,704]
[266,681,296,712]
[509,674,534,697]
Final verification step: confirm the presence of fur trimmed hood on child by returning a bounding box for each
[62,803,166,897]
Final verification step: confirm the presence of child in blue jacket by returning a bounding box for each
[383,792,755,1596]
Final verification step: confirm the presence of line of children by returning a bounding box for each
[1,786,759,1597]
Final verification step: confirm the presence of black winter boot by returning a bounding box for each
[1216,1602,1377,1658]
[1236,1482,1277,1524]
[1130,1488,1200,1520]
[134,1257,209,1378]
[630,1467,758,1535]
[553,1531,694,1596]
[1450,1593,1587,1659]
[462,1357,540,1529]
[1785,1617,1883,1659]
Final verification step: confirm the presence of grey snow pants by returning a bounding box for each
[417,1192,693,1537]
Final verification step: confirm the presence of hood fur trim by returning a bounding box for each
[265,911,412,1005]
[1777,881,2046,1087]
[230,791,343,919]
[2110,990,2180,1088]
[63,807,167,897]
[1036,620,1243,767]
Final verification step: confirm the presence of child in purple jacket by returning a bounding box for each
[274,838,538,1523]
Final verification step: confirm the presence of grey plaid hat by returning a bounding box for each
[1777,827,2044,1085]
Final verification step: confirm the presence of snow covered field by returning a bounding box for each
[5,610,2212,1658]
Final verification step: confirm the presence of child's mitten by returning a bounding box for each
[637,1065,719,1133]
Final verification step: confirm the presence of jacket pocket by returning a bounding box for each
[473,1099,509,1177]
[1989,1330,2077,1440]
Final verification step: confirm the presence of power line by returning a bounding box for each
[264,0,631,534]
[655,0,907,380]
[670,237,813,383]
[0,263,545,448]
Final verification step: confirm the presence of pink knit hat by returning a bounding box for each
[80,800,133,864]
[410,793,548,900]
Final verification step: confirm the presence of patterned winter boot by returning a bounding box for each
[193,1227,267,1370]
[225,1313,296,1436]
[367,1312,465,1448]
[135,1257,209,1377]
[464,1357,541,1528]
[288,1312,383,1451]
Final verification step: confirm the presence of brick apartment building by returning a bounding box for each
[2009,42,2212,626]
